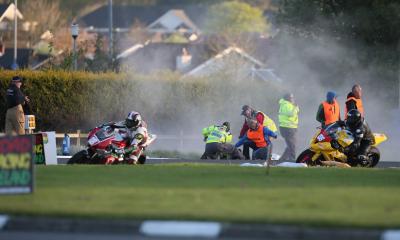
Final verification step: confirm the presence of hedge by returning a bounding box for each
[0,70,284,134]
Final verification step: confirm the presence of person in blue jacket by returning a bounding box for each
[235,118,277,160]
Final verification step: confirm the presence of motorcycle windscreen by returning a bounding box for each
[95,126,116,141]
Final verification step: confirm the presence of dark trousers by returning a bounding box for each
[252,144,272,160]
[279,127,297,161]
[201,142,245,160]
[242,141,257,160]
[356,139,373,156]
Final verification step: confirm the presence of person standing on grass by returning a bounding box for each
[316,91,341,128]
[278,93,299,161]
[345,84,364,118]
[5,76,29,135]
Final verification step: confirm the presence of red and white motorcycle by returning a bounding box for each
[67,123,156,165]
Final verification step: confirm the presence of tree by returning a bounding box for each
[275,0,400,106]
[204,1,270,53]
[205,1,269,36]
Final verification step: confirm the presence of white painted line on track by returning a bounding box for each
[140,220,221,238]
[381,230,400,240]
[0,215,9,229]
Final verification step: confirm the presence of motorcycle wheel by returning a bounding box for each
[67,150,89,164]
[367,146,380,168]
[296,149,321,166]
[138,155,146,164]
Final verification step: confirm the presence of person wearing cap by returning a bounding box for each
[235,118,277,160]
[5,76,29,135]
[201,122,244,160]
[316,91,341,128]
[345,84,364,119]
[278,93,299,161]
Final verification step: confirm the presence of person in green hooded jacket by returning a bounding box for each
[278,93,299,161]
[201,122,244,160]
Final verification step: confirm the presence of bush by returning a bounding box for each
[0,70,284,135]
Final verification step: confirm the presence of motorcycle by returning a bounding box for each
[296,122,387,167]
[67,124,156,165]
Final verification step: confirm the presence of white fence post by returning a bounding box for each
[77,130,81,147]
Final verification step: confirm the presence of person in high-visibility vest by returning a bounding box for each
[278,93,299,161]
[239,105,277,159]
[316,91,341,128]
[235,118,277,160]
[345,84,364,118]
[201,122,244,160]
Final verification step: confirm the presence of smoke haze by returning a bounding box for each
[114,9,398,161]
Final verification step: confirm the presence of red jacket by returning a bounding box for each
[239,112,264,138]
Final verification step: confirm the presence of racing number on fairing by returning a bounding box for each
[317,134,325,142]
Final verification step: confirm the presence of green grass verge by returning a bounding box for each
[0,164,399,228]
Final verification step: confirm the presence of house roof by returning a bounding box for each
[0,3,23,23]
[147,9,200,34]
[119,42,214,74]
[0,48,32,69]
[185,47,265,77]
[79,4,207,32]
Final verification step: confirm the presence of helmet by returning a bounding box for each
[346,109,362,128]
[126,111,142,129]
[222,121,230,132]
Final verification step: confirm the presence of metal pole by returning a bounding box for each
[13,0,18,69]
[73,37,77,71]
[109,0,113,60]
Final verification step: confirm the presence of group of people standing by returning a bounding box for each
[316,84,364,128]
[201,84,369,162]
[201,93,299,161]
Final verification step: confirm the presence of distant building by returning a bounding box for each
[117,42,214,74]
[184,47,267,81]
[79,4,206,33]
[78,4,206,48]
[0,48,32,69]
[0,3,33,69]
[147,9,200,34]
[118,42,282,83]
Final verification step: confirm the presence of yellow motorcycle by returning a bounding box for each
[296,122,387,167]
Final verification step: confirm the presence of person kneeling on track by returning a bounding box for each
[235,118,277,160]
[201,122,245,160]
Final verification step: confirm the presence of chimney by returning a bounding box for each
[176,47,192,72]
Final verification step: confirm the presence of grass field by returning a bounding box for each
[0,164,399,229]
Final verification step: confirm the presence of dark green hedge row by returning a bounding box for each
[0,70,284,134]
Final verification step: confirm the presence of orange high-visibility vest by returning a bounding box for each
[247,125,267,148]
[345,97,364,119]
[322,100,340,125]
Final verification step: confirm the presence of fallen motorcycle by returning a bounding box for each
[296,122,387,167]
[67,124,156,165]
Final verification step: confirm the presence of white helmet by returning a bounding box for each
[126,111,142,129]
